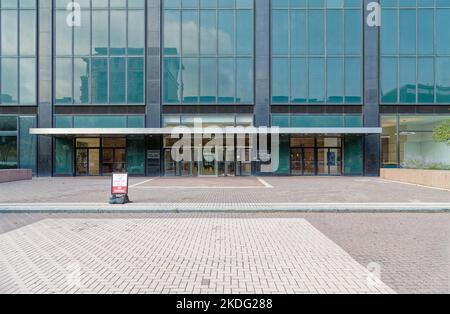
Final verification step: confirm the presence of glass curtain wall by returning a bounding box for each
[0,0,37,105]
[381,0,450,104]
[271,0,362,104]
[54,0,145,105]
[163,0,254,105]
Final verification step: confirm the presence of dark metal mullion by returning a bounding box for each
[107,0,110,104]
[17,7,21,104]
[0,8,2,102]
[396,114,400,167]
[125,2,129,105]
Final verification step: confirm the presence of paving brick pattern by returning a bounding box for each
[0,218,395,294]
[0,177,449,205]
[1,212,448,294]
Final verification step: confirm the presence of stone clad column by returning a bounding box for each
[254,0,270,128]
[364,0,381,176]
[37,0,53,177]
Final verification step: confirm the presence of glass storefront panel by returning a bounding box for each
[76,138,100,148]
[88,149,100,176]
[0,136,17,169]
[382,115,450,168]
[399,116,450,167]
[303,148,315,175]
[55,137,73,175]
[275,135,290,175]
[164,149,177,176]
[127,136,145,175]
[0,116,17,131]
[344,136,363,175]
[76,149,88,175]
[19,116,37,174]
[381,115,398,167]
[290,149,303,176]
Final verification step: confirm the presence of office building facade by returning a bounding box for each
[0,0,449,177]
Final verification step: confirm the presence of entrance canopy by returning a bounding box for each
[30,127,382,136]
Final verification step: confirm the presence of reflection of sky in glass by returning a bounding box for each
[1,59,18,103]
[163,7,253,104]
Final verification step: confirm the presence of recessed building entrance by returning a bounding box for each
[163,136,253,177]
[290,137,343,176]
[75,138,127,176]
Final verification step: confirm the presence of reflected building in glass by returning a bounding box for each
[0,0,449,177]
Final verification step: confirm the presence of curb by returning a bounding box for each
[0,203,449,213]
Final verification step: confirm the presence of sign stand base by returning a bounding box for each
[109,194,130,205]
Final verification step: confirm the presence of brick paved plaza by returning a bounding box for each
[0,176,449,206]
[0,212,449,294]
[0,177,449,294]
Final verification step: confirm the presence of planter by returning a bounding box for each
[0,169,32,184]
[381,168,450,190]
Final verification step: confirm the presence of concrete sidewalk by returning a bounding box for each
[0,176,449,212]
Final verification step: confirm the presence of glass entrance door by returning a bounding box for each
[318,148,342,176]
[88,149,100,176]
[217,148,236,177]
[303,148,315,175]
[290,149,303,175]
[290,148,316,175]
[201,149,216,176]
[76,149,88,176]
[164,149,177,176]
[75,148,100,176]
[328,148,342,175]
[75,138,126,176]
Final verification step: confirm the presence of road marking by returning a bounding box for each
[379,179,450,192]
[257,177,274,188]
[132,186,267,189]
[129,178,156,188]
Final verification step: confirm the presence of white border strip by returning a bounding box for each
[257,177,274,188]
[0,202,449,212]
[379,179,450,192]
[129,178,157,188]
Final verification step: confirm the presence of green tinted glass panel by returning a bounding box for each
[163,4,254,104]
[344,136,363,175]
[127,136,145,175]
[399,58,416,103]
[291,115,344,128]
[0,136,18,169]
[275,135,290,175]
[127,58,144,103]
[19,116,36,174]
[0,116,17,131]
[163,57,181,103]
[55,116,73,128]
[110,58,126,103]
[381,57,398,103]
[73,116,127,128]
[272,115,289,127]
[91,58,108,103]
[55,137,73,175]
[127,116,145,128]
[344,115,362,127]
